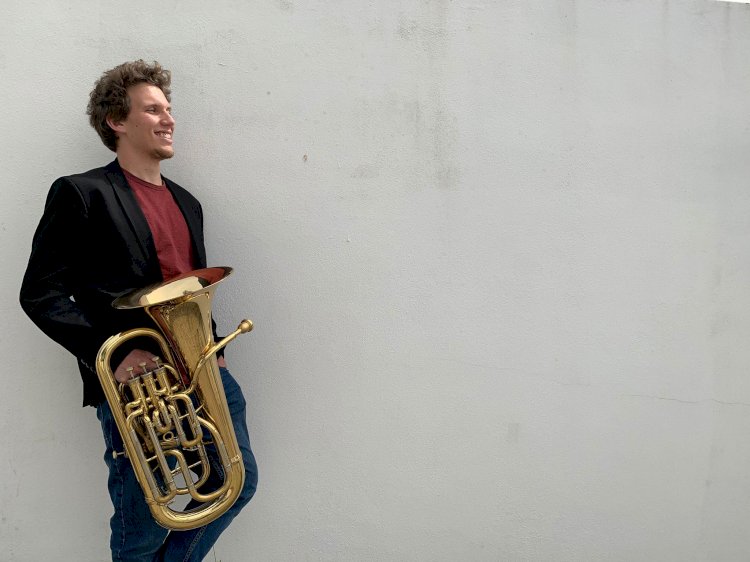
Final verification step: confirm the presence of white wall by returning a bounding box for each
[2,1,750,560]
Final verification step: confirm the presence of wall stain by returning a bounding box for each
[506,423,521,444]
[399,1,460,191]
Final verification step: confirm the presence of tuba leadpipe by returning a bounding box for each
[95,266,253,530]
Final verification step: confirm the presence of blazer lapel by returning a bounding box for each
[104,160,161,277]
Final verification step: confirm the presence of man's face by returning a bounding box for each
[113,82,174,160]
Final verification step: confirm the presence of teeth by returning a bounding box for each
[156,132,172,139]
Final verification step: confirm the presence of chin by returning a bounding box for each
[154,147,175,160]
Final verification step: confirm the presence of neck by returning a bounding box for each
[116,150,162,185]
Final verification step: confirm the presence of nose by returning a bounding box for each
[162,111,175,127]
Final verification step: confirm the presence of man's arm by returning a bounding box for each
[19,178,111,368]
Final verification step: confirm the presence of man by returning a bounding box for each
[19,60,258,561]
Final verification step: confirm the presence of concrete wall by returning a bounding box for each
[2,1,750,560]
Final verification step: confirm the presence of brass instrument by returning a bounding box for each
[95,267,253,530]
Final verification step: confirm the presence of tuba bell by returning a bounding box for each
[95,266,253,530]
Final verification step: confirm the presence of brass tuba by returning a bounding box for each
[95,266,253,530]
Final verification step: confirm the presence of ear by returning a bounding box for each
[106,115,125,134]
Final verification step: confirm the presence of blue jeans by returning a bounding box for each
[96,367,258,562]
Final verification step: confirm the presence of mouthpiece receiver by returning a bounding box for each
[191,316,255,378]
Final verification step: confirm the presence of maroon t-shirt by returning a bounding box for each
[122,169,195,280]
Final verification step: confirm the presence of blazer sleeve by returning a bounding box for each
[199,203,226,358]
[19,177,111,368]
[193,199,224,357]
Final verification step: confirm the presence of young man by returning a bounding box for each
[19,60,258,561]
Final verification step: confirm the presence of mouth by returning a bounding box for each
[155,131,173,142]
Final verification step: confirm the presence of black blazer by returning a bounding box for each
[20,159,209,406]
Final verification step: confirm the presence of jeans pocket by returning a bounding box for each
[220,367,247,413]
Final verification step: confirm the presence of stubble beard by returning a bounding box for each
[152,146,174,160]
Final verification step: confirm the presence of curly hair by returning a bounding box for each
[87,60,171,152]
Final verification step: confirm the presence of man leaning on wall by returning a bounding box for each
[19,59,258,562]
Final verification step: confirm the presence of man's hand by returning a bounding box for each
[114,349,159,383]
[114,349,227,382]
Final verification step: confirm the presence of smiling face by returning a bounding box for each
[109,82,175,161]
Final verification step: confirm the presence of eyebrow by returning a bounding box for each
[144,103,171,111]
